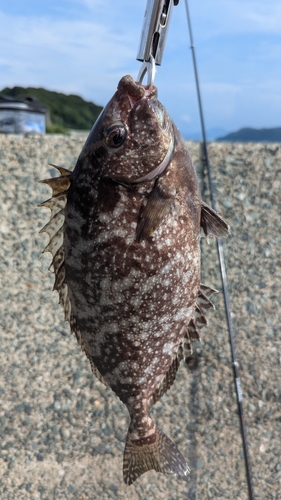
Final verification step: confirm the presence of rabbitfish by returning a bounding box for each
[40,75,229,484]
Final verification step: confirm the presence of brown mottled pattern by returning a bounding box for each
[42,75,228,484]
[65,88,200,400]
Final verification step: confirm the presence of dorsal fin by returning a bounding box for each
[40,165,106,385]
[43,227,64,256]
[39,193,68,218]
[40,209,65,239]
[40,176,71,196]
[49,164,72,176]
[201,201,230,239]
[86,355,108,386]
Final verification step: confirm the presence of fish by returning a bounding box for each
[40,74,229,485]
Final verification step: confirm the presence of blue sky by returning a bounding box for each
[1,0,280,139]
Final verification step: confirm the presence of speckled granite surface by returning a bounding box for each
[0,133,280,499]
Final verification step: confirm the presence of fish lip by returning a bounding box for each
[118,75,157,108]
[127,87,157,108]
[127,95,139,108]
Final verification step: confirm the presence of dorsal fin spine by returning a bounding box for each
[48,163,72,176]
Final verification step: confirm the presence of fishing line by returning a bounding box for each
[184,1,255,499]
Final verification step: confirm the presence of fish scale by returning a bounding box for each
[40,74,229,485]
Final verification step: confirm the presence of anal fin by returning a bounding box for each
[186,283,218,358]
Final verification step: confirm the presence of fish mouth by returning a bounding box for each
[118,75,157,108]
[127,88,156,108]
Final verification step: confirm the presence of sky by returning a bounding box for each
[1,0,280,139]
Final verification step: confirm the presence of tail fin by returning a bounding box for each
[123,425,190,485]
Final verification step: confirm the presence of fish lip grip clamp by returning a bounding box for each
[137,0,179,86]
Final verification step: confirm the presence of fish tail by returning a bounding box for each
[123,423,190,485]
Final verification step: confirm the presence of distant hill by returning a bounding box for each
[217,127,281,143]
[0,86,103,131]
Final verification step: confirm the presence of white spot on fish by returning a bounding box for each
[163,342,175,354]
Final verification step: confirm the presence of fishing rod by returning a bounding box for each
[184,1,255,499]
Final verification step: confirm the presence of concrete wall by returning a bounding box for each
[0,134,280,499]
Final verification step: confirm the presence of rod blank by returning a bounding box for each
[184,1,255,498]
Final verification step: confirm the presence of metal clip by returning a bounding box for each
[136,0,179,66]
[137,55,156,86]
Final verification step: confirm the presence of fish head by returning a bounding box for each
[78,75,174,184]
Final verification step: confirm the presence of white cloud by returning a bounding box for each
[181,114,191,123]
[0,9,138,104]
[189,0,281,37]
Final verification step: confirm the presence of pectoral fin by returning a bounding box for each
[136,181,173,242]
[201,201,230,238]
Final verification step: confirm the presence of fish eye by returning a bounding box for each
[104,122,127,149]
